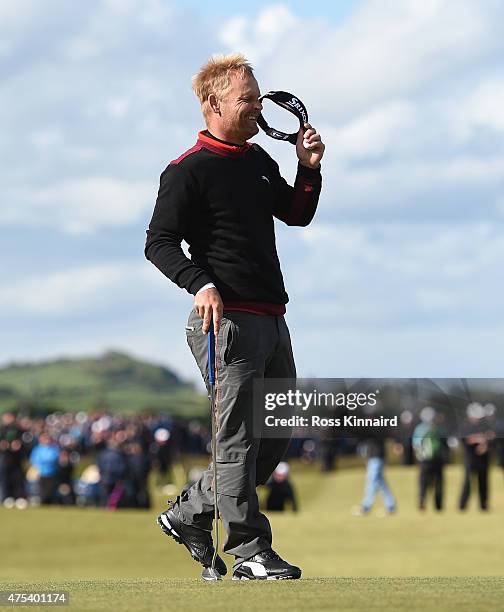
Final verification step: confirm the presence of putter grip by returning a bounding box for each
[207,324,215,385]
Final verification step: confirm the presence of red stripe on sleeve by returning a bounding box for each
[286,178,316,225]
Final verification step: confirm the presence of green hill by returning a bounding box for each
[0,350,207,417]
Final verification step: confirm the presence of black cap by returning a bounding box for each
[257,91,308,145]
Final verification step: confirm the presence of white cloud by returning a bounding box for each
[327,101,417,160]
[282,221,504,328]
[66,36,102,61]
[3,178,153,234]
[105,96,131,119]
[219,5,298,62]
[449,77,504,140]
[30,127,65,149]
[0,0,210,233]
[291,324,504,378]
[0,0,42,30]
[0,262,173,316]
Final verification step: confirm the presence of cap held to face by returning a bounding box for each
[257,91,309,145]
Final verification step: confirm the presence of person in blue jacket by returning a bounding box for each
[30,432,60,504]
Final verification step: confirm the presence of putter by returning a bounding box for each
[201,321,222,581]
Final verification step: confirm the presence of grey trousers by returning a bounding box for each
[175,308,296,565]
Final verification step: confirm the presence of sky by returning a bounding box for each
[1,0,504,388]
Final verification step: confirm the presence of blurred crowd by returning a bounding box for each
[352,403,504,515]
[0,410,211,510]
[1,403,504,513]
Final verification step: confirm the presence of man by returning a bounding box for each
[459,403,494,511]
[145,53,324,580]
[353,435,397,516]
[265,462,298,513]
[412,407,448,511]
[29,432,60,505]
[0,412,27,506]
[96,431,129,508]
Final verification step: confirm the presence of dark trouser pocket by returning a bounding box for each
[210,454,251,498]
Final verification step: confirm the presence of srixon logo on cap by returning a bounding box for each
[286,97,307,123]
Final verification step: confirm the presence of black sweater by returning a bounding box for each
[144,131,322,305]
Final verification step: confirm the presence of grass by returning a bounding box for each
[1,578,502,612]
[1,463,503,611]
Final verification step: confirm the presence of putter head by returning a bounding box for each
[201,566,222,581]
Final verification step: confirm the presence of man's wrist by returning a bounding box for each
[297,161,321,174]
[196,282,216,294]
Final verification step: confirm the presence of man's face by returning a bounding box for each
[217,73,262,142]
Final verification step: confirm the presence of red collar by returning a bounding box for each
[197,131,252,157]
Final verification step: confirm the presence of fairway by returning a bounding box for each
[1,464,503,611]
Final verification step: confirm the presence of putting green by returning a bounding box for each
[1,578,503,612]
[1,463,503,610]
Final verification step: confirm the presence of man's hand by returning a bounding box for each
[296,122,325,169]
[194,287,223,334]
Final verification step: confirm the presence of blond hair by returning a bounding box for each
[192,53,254,119]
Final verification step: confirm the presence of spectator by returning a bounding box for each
[97,433,129,508]
[126,441,151,509]
[57,449,76,505]
[265,462,297,512]
[397,409,416,465]
[30,433,60,504]
[1,412,28,506]
[459,403,495,511]
[319,436,339,473]
[413,407,448,511]
[150,427,173,487]
[353,437,396,516]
